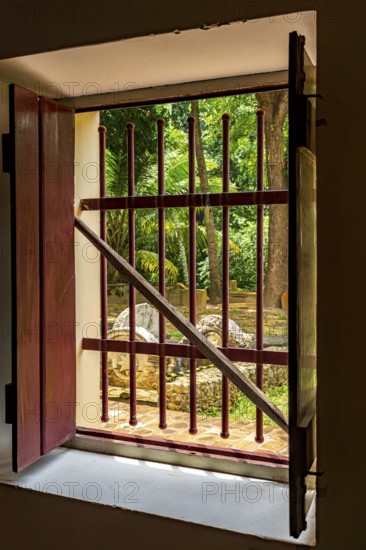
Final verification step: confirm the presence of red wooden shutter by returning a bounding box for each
[8,84,41,472]
[6,85,76,471]
[39,97,76,454]
[288,32,317,538]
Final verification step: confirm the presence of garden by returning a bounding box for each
[98,89,289,454]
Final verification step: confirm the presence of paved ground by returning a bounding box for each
[100,400,288,456]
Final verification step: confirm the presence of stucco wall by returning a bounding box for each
[74,111,102,428]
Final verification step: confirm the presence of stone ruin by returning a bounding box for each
[107,304,287,410]
[108,303,174,390]
[175,314,254,373]
[113,302,160,338]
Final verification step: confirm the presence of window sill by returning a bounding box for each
[0,447,315,546]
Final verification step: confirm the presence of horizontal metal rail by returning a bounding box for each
[80,190,288,211]
[82,338,288,365]
[75,217,289,433]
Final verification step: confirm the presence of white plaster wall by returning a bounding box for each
[74,112,102,428]
[0,84,12,465]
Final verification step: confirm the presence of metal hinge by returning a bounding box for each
[5,383,14,424]
[305,93,323,100]
[2,134,13,173]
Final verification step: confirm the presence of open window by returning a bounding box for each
[2,31,316,539]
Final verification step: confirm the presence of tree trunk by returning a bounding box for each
[256,90,288,308]
[178,233,189,286]
[191,100,222,304]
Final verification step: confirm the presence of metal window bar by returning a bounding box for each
[157,119,167,430]
[99,125,109,423]
[75,216,288,433]
[87,113,289,443]
[81,190,288,211]
[84,338,287,364]
[127,122,137,426]
[221,113,230,439]
[256,110,265,443]
[187,116,198,434]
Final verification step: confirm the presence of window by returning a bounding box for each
[2,31,316,539]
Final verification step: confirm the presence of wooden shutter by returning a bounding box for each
[288,32,317,538]
[8,84,41,472]
[39,97,76,454]
[5,85,76,471]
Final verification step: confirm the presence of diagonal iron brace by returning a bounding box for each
[75,217,289,433]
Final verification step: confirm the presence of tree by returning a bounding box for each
[102,93,283,294]
[256,90,288,307]
[101,104,168,186]
[191,100,222,304]
[105,143,207,286]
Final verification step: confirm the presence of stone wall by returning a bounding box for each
[167,364,287,411]
[108,362,287,412]
[109,285,208,309]
[108,286,258,308]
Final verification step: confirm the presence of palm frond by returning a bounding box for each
[136,250,178,284]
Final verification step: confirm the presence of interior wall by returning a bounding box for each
[74,112,102,428]
[0,0,316,60]
[1,1,366,549]
[0,482,307,550]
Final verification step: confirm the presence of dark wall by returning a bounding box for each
[0,0,315,59]
[1,1,366,549]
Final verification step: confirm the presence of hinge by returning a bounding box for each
[308,470,325,477]
[5,383,14,424]
[2,134,13,173]
[304,93,323,100]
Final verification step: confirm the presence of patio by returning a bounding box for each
[99,397,289,456]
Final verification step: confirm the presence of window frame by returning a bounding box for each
[70,77,291,483]
[3,38,317,538]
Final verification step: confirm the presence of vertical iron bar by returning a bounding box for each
[157,119,167,429]
[99,126,109,423]
[256,109,265,443]
[221,113,230,439]
[188,116,197,434]
[127,122,137,426]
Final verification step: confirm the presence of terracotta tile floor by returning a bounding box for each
[99,398,288,457]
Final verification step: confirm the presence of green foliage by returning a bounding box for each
[136,250,178,283]
[170,330,184,340]
[102,92,281,290]
[199,383,288,424]
[196,216,268,290]
[101,104,169,186]
[230,383,288,425]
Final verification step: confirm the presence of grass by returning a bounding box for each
[230,383,288,425]
[169,330,184,340]
[199,383,288,425]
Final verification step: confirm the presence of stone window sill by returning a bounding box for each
[0,447,315,546]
